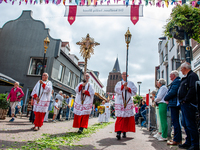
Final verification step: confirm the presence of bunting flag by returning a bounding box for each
[68,5,77,25]
[130,4,139,25]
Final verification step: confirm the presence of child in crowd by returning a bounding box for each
[52,98,59,123]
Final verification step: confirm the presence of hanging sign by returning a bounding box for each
[64,5,143,25]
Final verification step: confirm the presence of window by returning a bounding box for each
[58,64,65,81]
[28,58,47,75]
[110,75,112,80]
[74,75,79,88]
[67,71,74,87]
[116,75,118,79]
[171,57,174,70]
[162,70,164,78]
[113,75,115,80]
[166,65,169,85]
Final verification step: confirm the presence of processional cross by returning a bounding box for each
[76,34,100,79]
[76,34,100,104]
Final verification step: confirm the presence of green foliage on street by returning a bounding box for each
[133,95,143,104]
[164,4,200,43]
[0,93,9,109]
[7,122,113,150]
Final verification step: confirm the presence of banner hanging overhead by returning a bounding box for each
[64,5,143,25]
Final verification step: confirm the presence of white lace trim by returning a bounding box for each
[33,100,50,113]
[115,103,135,117]
[73,102,92,115]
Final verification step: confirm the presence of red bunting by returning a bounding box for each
[68,5,77,25]
[130,5,139,25]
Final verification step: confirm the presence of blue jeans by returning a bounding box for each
[170,107,182,142]
[181,103,199,147]
[141,110,147,122]
[66,107,70,119]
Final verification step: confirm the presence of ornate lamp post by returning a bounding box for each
[137,81,142,96]
[124,28,132,108]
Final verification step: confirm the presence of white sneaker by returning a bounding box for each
[157,136,167,141]
[152,131,158,135]
[153,133,159,138]
[156,134,162,140]
[53,120,56,123]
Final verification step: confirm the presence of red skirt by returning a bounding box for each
[34,112,45,127]
[73,114,89,129]
[115,116,135,133]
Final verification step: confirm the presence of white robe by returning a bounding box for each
[114,80,137,117]
[105,102,110,122]
[98,104,106,122]
[73,82,94,116]
[31,80,52,113]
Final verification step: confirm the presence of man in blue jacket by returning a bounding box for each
[178,62,199,150]
[164,70,181,145]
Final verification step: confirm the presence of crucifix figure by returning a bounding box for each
[76,34,100,104]
[76,33,100,80]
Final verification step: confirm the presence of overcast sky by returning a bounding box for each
[0,2,174,95]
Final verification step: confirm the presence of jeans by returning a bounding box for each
[135,113,141,123]
[141,110,147,122]
[181,103,199,147]
[170,107,182,142]
[66,107,70,119]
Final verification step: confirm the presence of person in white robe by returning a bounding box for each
[31,73,52,131]
[105,99,111,122]
[98,100,106,123]
[73,73,94,133]
[115,72,137,140]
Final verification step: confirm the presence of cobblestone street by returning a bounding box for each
[0,116,184,150]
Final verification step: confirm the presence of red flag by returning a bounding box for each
[68,5,77,25]
[130,5,139,25]
[146,94,149,106]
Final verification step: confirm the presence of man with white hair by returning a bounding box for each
[114,72,137,140]
[178,62,199,150]
[73,73,94,133]
[56,91,64,121]
[164,70,182,145]
[31,73,52,131]
[7,82,24,122]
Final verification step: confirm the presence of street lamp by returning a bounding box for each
[42,36,50,77]
[137,81,142,96]
[124,28,132,108]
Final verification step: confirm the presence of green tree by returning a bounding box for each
[133,95,143,104]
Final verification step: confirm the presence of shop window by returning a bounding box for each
[58,64,65,82]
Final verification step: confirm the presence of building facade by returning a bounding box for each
[0,10,83,105]
[191,39,200,77]
[156,37,181,86]
[106,58,122,93]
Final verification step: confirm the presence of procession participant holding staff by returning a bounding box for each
[73,73,94,133]
[114,72,137,140]
[31,73,52,131]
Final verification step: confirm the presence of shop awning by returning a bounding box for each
[94,93,107,101]
[0,73,23,88]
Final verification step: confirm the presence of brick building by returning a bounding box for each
[106,58,122,94]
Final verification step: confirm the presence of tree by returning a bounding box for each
[133,95,143,104]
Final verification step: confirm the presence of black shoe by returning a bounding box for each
[116,134,121,140]
[178,143,191,149]
[187,145,199,150]
[78,129,82,134]
[122,132,126,138]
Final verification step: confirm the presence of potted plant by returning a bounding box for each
[164,4,200,43]
[0,93,9,120]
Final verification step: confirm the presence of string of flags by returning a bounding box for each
[0,0,197,7]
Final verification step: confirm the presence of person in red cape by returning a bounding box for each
[73,73,94,133]
[31,73,52,131]
[114,72,137,140]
